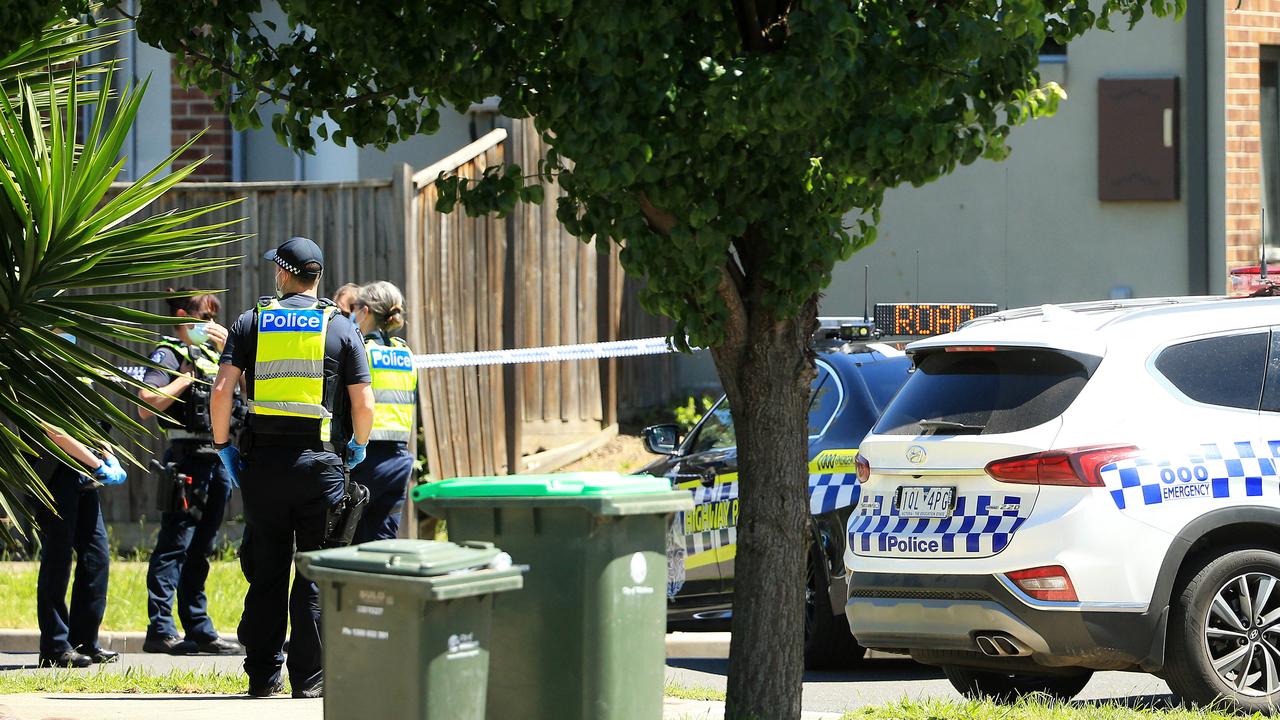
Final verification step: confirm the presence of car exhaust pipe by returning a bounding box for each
[974,635,1000,656]
[974,633,1032,657]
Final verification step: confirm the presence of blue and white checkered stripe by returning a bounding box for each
[1100,440,1280,510]
[849,493,1032,557]
[809,473,860,515]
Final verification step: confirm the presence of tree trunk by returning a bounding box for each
[715,302,817,720]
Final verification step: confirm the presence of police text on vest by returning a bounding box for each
[259,309,324,333]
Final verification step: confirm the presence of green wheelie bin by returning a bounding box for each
[296,539,523,720]
[412,472,693,720]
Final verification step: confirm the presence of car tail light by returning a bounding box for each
[855,453,871,484]
[984,445,1140,487]
[1006,565,1078,602]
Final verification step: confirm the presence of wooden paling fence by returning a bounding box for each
[406,124,632,481]
[91,122,675,525]
[94,179,408,524]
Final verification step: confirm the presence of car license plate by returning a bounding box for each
[895,486,955,518]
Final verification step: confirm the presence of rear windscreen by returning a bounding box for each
[873,349,1093,436]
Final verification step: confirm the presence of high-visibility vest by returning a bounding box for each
[155,337,221,378]
[153,337,221,433]
[366,336,417,443]
[249,297,337,443]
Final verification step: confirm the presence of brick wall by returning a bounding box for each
[169,57,231,181]
[1224,1,1280,271]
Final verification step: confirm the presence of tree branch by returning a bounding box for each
[732,0,768,52]
[716,264,750,357]
[636,192,677,236]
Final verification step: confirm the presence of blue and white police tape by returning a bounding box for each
[117,336,682,379]
[411,336,679,369]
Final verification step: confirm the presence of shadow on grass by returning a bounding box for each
[1072,694,1181,710]
[667,657,945,683]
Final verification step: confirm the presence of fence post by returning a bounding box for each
[597,240,621,429]
[502,118,525,475]
[394,162,423,539]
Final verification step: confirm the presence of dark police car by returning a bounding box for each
[641,305,997,669]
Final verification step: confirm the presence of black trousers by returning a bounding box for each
[350,442,413,544]
[35,465,109,656]
[237,447,343,689]
[146,446,232,643]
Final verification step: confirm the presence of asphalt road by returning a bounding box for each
[665,657,1176,715]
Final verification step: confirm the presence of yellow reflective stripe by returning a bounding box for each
[808,449,859,474]
[684,543,736,570]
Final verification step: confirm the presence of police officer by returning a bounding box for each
[136,291,240,655]
[211,237,373,698]
[350,281,417,543]
[34,426,127,668]
[331,283,360,319]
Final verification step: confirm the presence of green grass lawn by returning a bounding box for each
[0,667,275,695]
[843,698,1270,720]
[0,561,247,633]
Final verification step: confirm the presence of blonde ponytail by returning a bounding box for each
[358,281,406,333]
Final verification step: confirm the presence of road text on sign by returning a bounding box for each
[873,303,999,337]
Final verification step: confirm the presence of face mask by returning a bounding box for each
[187,323,210,346]
[55,332,76,345]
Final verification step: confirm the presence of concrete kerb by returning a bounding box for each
[0,629,735,657]
[1,628,899,661]
[0,630,736,658]
[0,629,149,654]
[663,699,843,720]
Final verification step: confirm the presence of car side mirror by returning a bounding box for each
[642,423,681,455]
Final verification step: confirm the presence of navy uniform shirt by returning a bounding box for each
[221,293,371,447]
[144,340,217,431]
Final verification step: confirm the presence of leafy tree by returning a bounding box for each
[0,15,241,541]
[130,1,1183,715]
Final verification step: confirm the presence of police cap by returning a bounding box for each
[264,236,324,279]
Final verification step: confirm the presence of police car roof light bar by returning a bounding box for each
[985,445,1140,487]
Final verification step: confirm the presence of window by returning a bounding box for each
[687,398,735,455]
[875,349,1093,436]
[808,365,841,436]
[1040,37,1067,61]
[1156,332,1268,411]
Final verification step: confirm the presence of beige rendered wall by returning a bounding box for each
[823,14,1191,316]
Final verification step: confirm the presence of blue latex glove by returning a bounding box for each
[218,445,243,489]
[93,455,127,486]
[346,438,368,470]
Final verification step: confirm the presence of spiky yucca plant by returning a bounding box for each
[0,17,242,540]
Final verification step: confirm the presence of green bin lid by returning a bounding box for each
[412,472,670,501]
[297,538,504,577]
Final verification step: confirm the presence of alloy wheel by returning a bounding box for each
[1203,571,1280,697]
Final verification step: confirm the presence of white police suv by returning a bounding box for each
[845,296,1280,712]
